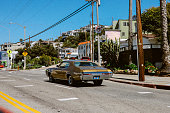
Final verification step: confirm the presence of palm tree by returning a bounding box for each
[160,0,170,74]
[19,38,23,43]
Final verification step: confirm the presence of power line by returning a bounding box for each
[24,1,92,41]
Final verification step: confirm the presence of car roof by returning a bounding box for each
[62,60,92,62]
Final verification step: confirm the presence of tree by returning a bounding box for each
[100,39,120,70]
[141,3,170,42]
[160,0,170,74]
[19,38,23,43]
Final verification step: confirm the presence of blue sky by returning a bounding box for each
[0,0,165,44]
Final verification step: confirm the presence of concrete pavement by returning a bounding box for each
[109,74,170,90]
[1,66,170,90]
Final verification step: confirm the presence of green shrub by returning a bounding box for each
[39,54,51,67]
[125,63,138,70]
[144,61,157,73]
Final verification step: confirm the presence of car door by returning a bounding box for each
[55,61,70,80]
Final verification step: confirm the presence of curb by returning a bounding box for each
[109,78,170,90]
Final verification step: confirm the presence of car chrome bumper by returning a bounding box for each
[81,74,112,81]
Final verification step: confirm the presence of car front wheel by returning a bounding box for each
[49,74,55,83]
[68,76,75,86]
[93,80,103,86]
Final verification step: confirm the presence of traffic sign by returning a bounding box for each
[96,26,101,34]
[22,51,28,56]
[7,50,12,54]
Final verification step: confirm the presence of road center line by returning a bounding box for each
[14,85,34,88]
[0,94,31,113]
[0,91,40,113]
[138,92,153,94]
[58,97,79,101]
[55,84,72,89]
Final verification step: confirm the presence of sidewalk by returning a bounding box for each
[109,74,170,90]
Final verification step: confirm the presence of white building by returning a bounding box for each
[59,48,78,59]
[78,41,91,59]
[1,42,24,51]
[120,34,161,52]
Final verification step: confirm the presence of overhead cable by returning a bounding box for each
[24,1,92,41]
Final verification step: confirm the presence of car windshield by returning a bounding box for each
[74,62,98,67]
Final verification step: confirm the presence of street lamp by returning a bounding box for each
[0,25,10,69]
[9,22,26,70]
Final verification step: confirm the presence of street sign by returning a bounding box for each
[7,50,12,54]
[96,26,101,34]
[22,51,28,56]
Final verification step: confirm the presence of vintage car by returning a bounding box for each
[46,60,112,86]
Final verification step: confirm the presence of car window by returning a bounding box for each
[74,62,98,67]
[59,62,70,68]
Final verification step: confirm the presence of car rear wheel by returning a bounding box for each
[93,80,103,86]
[68,76,75,86]
[49,73,55,83]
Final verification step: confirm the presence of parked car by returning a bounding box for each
[81,57,90,61]
[0,65,4,68]
[46,60,112,86]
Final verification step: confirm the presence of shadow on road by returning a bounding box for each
[112,77,138,81]
[44,80,105,88]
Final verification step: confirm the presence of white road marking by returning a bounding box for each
[7,75,11,76]
[24,78,30,80]
[58,97,78,101]
[0,80,15,81]
[55,84,72,89]
[0,77,8,79]
[138,92,153,94]
[167,106,170,108]
[8,72,13,73]
[14,85,34,88]
[28,75,41,77]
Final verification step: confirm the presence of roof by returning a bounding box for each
[142,34,157,39]
[78,41,91,45]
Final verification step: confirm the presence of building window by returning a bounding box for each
[2,53,7,57]
[122,32,125,36]
[127,22,129,26]
[123,22,126,26]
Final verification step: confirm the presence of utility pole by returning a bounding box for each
[90,21,92,61]
[23,26,26,70]
[85,31,87,56]
[136,0,145,81]
[9,22,26,70]
[29,36,30,48]
[92,1,94,62]
[96,0,100,65]
[128,0,133,65]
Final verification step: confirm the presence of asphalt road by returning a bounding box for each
[0,69,170,113]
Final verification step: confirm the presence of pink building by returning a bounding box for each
[105,30,121,42]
